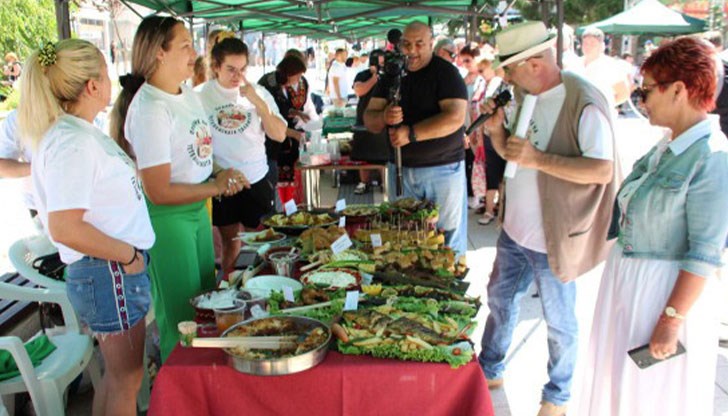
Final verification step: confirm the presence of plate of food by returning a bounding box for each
[342,204,379,218]
[261,211,339,235]
[238,228,287,245]
[300,267,362,290]
[190,288,240,322]
[221,316,331,375]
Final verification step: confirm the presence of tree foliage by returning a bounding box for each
[516,0,623,27]
[0,0,58,61]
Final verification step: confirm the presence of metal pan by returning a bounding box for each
[221,316,331,376]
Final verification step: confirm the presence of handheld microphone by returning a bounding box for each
[465,89,512,136]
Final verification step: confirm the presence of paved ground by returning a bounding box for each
[3,116,728,415]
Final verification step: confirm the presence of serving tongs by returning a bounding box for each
[191,335,297,350]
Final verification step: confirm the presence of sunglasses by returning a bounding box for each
[444,50,456,59]
[635,81,673,102]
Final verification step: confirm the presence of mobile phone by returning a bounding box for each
[234,250,259,270]
[628,341,686,369]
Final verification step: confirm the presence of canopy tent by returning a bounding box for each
[577,0,707,36]
[117,0,491,41]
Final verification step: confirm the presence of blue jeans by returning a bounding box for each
[478,231,577,406]
[393,161,468,257]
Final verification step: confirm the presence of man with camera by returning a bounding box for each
[478,22,618,416]
[351,50,388,194]
[364,22,468,257]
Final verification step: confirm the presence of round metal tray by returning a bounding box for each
[221,316,331,376]
[260,210,339,236]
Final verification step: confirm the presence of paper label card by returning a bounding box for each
[338,216,346,228]
[283,286,295,302]
[335,199,346,212]
[331,233,353,254]
[284,199,297,216]
[370,233,382,248]
[343,290,360,311]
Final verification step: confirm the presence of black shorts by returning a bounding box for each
[484,137,506,190]
[212,177,275,228]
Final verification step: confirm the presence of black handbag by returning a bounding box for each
[32,253,66,281]
[31,253,66,331]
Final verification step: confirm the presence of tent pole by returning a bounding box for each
[262,32,266,73]
[557,0,564,68]
[55,0,72,40]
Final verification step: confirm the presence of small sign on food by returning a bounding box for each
[343,290,360,311]
[370,233,382,248]
[331,233,353,254]
[284,199,297,216]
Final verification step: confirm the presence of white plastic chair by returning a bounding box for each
[8,236,152,411]
[0,281,99,416]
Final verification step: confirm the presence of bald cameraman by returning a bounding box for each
[364,22,468,257]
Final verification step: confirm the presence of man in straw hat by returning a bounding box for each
[478,21,620,416]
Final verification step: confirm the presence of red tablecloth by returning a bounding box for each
[149,346,494,416]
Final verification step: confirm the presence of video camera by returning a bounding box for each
[381,50,407,81]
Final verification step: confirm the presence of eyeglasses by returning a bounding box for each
[502,55,542,75]
[444,49,456,59]
[635,81,673,102]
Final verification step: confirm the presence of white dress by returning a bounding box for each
[579,136,719,416]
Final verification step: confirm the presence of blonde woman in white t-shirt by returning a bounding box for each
[198,38,286,274]
[18,39,153,416]
[109,16,246,362]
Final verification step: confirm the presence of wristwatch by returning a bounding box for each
[408,125,418,143]
[664,306,685,320]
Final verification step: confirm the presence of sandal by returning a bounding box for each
[478,212,495,225]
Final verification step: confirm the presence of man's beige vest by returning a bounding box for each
[517,71,620,282]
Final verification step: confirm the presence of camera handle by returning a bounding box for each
[387,83,404,197]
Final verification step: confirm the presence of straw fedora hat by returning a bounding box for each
[496,21,557,68]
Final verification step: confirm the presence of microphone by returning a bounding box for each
[465,89,512,136]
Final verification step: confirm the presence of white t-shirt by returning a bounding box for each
[33,115,155,264]
[198,80,285,184]
[503,83,614,253]
[0,110,34,209]
[125,83,213,184]
[581,54,630,108]
[328,61,350,99]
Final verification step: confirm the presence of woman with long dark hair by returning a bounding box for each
[110,16,244,362]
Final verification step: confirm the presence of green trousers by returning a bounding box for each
[147,199,215,362]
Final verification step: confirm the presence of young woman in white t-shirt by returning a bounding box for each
[109,16,245,362]
[198,38,286,273]
[18,39,153,416]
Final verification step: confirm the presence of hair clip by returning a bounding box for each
[38,42,57,68]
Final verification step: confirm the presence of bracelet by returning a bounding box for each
[121,247,139,266]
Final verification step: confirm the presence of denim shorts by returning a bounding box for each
[65,251,152,333]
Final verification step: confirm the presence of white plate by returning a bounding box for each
[239,231,287,246]
[244,275,303,299]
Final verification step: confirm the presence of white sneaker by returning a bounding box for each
[354,182,368,194]
[468,197,481,209]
